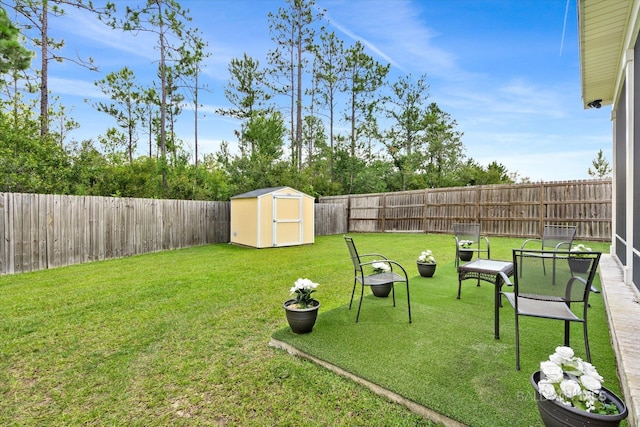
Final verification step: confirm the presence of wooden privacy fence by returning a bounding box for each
[0,193,230,275]
[0,180,611,275]
[314,203,347,236]
[318,179,612,241]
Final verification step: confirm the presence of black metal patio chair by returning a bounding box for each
[344,235,411,323]
[499,248,601,370]
[520,224,577,283]
[453,223,490,267]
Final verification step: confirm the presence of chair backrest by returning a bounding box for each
[541,225,577,251]
[453,223,481,244]
[344,236,363,275]
[512,248,600,303]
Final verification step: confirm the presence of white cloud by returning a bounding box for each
[49,77,105,99]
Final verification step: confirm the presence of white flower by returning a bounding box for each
[371,262,390,273]
[580,375,602,393]
[540,361,564,382]
[459,240,474,248]
[291,278,318,292]
[581,362,603,382]
[538,380,557,400]
[289,278,319,309]
[417,250,436,263]
[537,346,619,415]
[571,244,592,253]
[560,379,582,398]
[554,346,574,361]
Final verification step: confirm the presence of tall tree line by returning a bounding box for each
[0,0,519,202]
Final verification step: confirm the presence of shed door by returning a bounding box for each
[272,194,303,247]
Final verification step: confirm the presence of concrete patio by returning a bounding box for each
[599,254,640,426]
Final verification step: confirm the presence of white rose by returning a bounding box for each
[554,346,574,361]
[372,262,390,272]
[581,362,603,382]
[580,375,602,393]
[538,380,557,400]
[540,361,564,382]
[560,379,582,398]
[549,353,564,365]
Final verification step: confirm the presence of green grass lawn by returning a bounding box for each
[0,233,618,426]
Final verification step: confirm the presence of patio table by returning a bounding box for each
[457,259,514,339]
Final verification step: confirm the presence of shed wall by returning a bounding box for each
[231,187,315,248]
[230,198,258,247]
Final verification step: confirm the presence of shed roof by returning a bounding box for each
[578,0,637,109]
[230,186,308,199]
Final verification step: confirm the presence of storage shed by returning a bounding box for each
[230,187,315,248]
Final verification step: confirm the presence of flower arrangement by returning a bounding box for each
[417,250,436,264]
[570,243,593,258]
[458,240,474,249]
[371,261,390,274]
[288,278,319,309]
[537,346,619,415]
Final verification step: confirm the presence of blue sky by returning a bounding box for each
[39,0,612,182]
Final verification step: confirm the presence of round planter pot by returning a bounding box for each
[370,283,393,297]
[568,258,590,274]
[530,371,628,427]
[284,299,320,334]
[459,249,473,262]
[417,262,437,277]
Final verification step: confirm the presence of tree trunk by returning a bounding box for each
[40,1,48,137]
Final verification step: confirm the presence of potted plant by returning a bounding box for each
[370,261,393,297]
[283,278,320,334]
[531,346,627,427]
[458,240,474,262]
[569,244,593,273]
[416,250,437,277]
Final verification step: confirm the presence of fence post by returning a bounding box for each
[539,181,545,235]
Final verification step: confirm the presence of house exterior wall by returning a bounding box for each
[634,38,640,288]
[615,82,627,266]
[608,11,640,292]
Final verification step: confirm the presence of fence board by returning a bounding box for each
[319,179,612,241]
[1,193,232,275]
[1,180,611,275]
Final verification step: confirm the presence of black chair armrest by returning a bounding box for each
[520,238,542,249]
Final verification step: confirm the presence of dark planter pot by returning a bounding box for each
[459,249,473,262]
[370,283,393,297]
[417,262,437,277]
[568,258,590,273]
[531,371,628,427]
[284,299,320,334]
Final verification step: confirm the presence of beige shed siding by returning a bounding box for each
[273,194,301,246]
[230,187,314,248]
[303,195,315,245]
[258,194,273,248]
[230,198,258,247]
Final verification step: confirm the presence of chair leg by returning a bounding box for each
[515,314,521,371]
[583,322,591,362]
[355,284,365,322]
[406,281,412,323]
[349,279,357,309]
[391,283,396,307]
[564,320,571,348]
